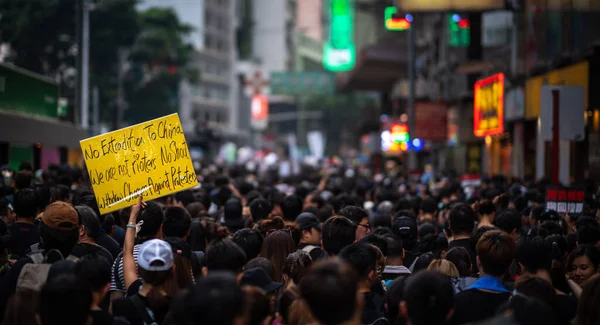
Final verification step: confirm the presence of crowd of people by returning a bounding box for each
[1,161,600,325]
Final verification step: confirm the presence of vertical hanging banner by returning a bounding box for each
[251,94,269,130]
[80,113,198,214]
[323,0,355,72]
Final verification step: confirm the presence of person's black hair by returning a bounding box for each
[280,195,303,221]
[526,226,549,239]
[135,201,164,239]
[402,271,454,325]
[495,208,522,234]
[232,228,264,260]
[576,215,599,230]
[412,252,435,273]
[371,213,392,229]
[13,188,38,219]
[384,234,404,259]
[508,294,558,325]
[38,274,92,325]
[224,198,243,220]
[577,225,600,246]
[530,206,546,224]
[448,203,475,236]
[339,242,378,279]
[385,277,406,325]
[419,198,437,215]
[478,200,496,216]
[18,161,32,172]
[198,192,212,212]
[249,198,271,222]
[372,226,393,237]
[360,233,388,257]
[175,190,196,207]
[540,220,562,236]
[74,205,101,238]
[332,194,356,214]
[310,195,325,209]
[445,246,472,277]
[471,226,496,250]
[34,184,52,211]
[51,184,70,203]
[316,204,333,222]
[205,239,247,274]
[321,216,356,256]
[214,187,233,207]
[418,234,448,258]
[245,191,262,207]
[163,206,192,238]
[567,245,600,272]
[298,260,359,325]
[516,237,553,273]
[514,277,559,312]
[14,171,32,190]
[174,272,245,325]
[245,257,275,281]
[418,223,435,239]
[339,205,369,225]
[71,193,102,223]
[73,255,112,292]
[39,223,79,258]
[512,195,528,213]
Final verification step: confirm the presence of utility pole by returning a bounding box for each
[407,24,417,171]
[75,0,82,125]
[92,86,100,136]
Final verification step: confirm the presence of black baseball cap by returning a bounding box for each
[240,267,282,293]
[392,216,418,238]
[296,212,322,231]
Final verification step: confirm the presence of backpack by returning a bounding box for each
[301,245,319,254]
[16,249,79,292]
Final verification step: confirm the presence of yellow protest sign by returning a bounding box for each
[80,113,198,214]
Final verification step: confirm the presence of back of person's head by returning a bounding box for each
[185,202,203,220]
[250,198,271,222]
[282,250,313,285]
[577,225,600,247]
[478,199,496,217]
[360,233,388,257]
[51,184,70,203]
[176,272,245,325]
[476,230,516,277]
[516,237,552,274]
[205,239,247,274]
[298,260,360,325]
[13,188,38,219]
[259,230,296,281]
[232,228,264,260]
[419,198,437,215]
[4,289,37,325]
[163,206,192,238]
[508,293,558,325]
[418,233,448,259]
[385,277,406,325]
[71,193,101,223]
[175,190,196,207]
[427,259,459,277]
[576,216,599,229]
[514,275,558,311]
[241,286,271,325]
[530,206,546,224]
[137,201,164,239]
[14,170,32,190]
[339,205,369,225]
[40,201,80,257]
[38,274,92,325]
[73,255,111,293]
[540,220,563,236]
[494,208,522,234]
[281,195,303,221]
[245,257,276,281]
[74,205,101,239]
[449,203,476,236]
[256,216,285,237]
[412,252,435,273]
[574,274,600,325]
[224,198,243,220]
[321,216,356,256]
[339,242,378,280]
[445,247,472,277]
[384,234,404,260]
[278,286,300,325]
[401,271,454,325]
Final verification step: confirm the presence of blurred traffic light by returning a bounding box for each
[448,13,470,47]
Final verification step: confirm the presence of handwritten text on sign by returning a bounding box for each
[80,113,198,214]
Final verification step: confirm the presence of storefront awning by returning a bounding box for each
[0,111,87,149]
[336,38,408,92]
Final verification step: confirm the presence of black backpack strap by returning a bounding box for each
[130,295,157,325]
[191,251,204,277]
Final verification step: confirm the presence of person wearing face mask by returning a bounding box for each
[568,246,600,287]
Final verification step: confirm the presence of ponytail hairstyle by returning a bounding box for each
[444,246,472,277]
[138,262,178,318]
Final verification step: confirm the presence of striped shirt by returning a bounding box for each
[110,244,141,293]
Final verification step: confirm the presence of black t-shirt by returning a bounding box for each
[71,243,115,265]
[556,294,577,325]
[113,293,171,325]
[95,232,121,258]
[8,222,39,257]
[90,309,114,325]
[448,238,478,274]
[451,289,511,325]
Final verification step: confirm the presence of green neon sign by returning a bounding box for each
[323,0,355,72]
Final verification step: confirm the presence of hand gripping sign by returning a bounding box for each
[80,114,198,214]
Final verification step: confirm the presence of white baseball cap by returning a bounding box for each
[137,239,174,271]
